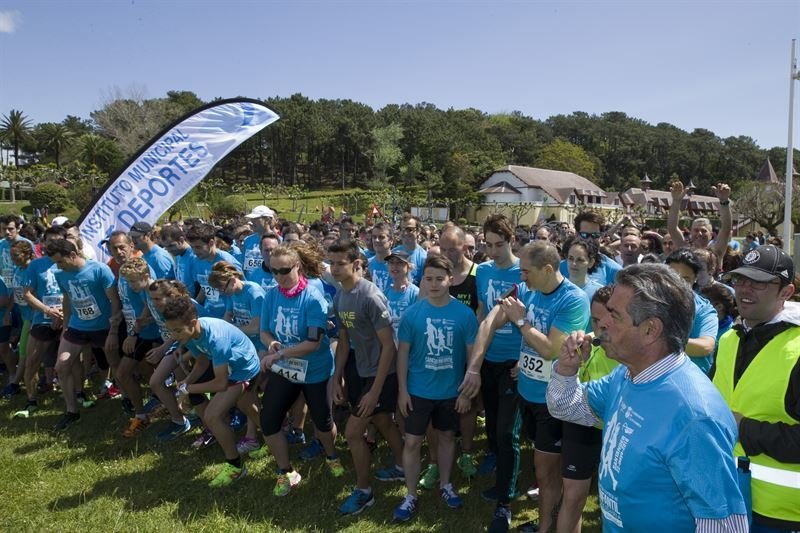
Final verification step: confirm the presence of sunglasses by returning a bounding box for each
[269,266,295,276]
[403,227,419,233]
[579,231,602,239]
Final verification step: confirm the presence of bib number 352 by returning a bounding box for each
[520,351,552,382]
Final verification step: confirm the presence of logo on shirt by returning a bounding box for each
[275,305,301,341]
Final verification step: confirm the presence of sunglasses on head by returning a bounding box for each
[579,231,602,239]
[270,266,295,275]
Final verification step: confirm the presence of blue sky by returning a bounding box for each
[1,0,799,150]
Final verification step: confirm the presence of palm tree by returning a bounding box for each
[0,109,33,202]
[37,123,74,168]
[79,133,103,167]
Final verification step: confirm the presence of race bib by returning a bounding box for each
[245,255,262,272]
[520,349,552,382]
[74,295,100,321]
[203,284,219,303]
[43,294,63,311]
[271,357,309,384]
[2,268,13,287]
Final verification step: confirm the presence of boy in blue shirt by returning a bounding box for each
[128,222,176,281]
[164,296,261,488]
[49,239,121,431]
[186,224,242,318]
[393,255,479,522]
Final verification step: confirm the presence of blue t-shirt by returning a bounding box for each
[367,256,391,294]
[518,279,590,403]
[225,280,265,348]
[0,277,9,324]
[118,269,160,340]
[689,291,719,374]
[260,284,332,384]
[143,244,176,281]
[184,317,260,382]
[386,283,419,340]
[476,259,528,363]
[192,249,242,318]
[11,264,32,321]
[55,261,116,331]
[399,297,478,400]
[174,247,196,291]
[26,256,63,326]
[560,253,621,287]
[248,264,275,293]
[145,292,206,342]
[241,232,264,279]
[0,236,34,287]
[392,244,427,285]
[586,358,746,531]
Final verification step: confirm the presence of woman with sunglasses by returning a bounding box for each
[209,261,265,350]
[562,237,603,310]
[258,244,343,497]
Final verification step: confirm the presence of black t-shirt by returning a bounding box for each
[449,263,478,312]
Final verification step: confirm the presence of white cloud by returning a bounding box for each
[0,11,21,34]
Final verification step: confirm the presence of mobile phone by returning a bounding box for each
[497,284,518,302]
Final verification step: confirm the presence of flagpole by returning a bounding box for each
[784,39,799,249]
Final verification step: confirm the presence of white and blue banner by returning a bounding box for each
[77,98,279,261]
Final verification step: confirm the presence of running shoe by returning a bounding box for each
[229,409,245,431]
[299,438,324,460]
[375,464,405,482]
[142,396,162,415]
[418,463,440,490]
[286,427,306,445]
[156,418,192,442]
[1,382,20,399]
[209,463,246,488]
[440,483,464,509]
[52,411,80,431]
[478,452,497,476]
[457,453,478,478]
[273,470,302,496]
[488,504,512,533]
[249,446,269,460]
[326,456,345,478]
[77,392,96,409]
[122,417,150,438]
[191,428,216,449]
[392,494,417,522]
[99,383,122,400]
[526,485,540,501]
[236,436,261,455]
[13,400,38,419]
[339,487,375,515]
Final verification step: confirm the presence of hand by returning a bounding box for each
[47,307,64,321]
[260,353,280,373]
[398,389,413,418]
[670,181,686,201]
[732,411,744,426]
[499,297,526,323]
[267,340,283,354]
[510,363,519,381]
[458,371,481,399]
[122,335,137,356]
[455,395,472,414]
[712,183,731,203]
[176,382,189,396]
[332,379,346,405]
[356,389,379,418]
[145,345,165,365]
[105,333,119,358]
[557,331,592,376]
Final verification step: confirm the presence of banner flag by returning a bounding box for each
[77,98,280,261]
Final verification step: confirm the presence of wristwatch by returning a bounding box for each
[514,318,526,328]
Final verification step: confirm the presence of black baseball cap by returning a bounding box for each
[129,222,153,234]
[386,251,411,264]
[727,245,794,284]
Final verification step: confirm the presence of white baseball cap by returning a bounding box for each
[245,205,275,219]
[51,216,69,226]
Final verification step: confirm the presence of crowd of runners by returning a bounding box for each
[0,179,797,533]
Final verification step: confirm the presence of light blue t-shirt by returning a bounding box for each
[248,264,275,293]
[0,277,9,324]
[184,317,260,383]
[241,232,264,279]
[399,297,478,400]
[143,244,176,281]
[518,279,590,403]
[25,256,63,326]
[386,283,419,340]
[0,236,34,287]
[144,292,206,342]
[392,244,427,286]
[11,264,32,321]
[55,261,116,331]
[260,283,332,384]
[118,268,160,340]
[174,247,196,291]
[367,255,391,294]
[225,280,265,349]
[192,249,242,318]
[689,291,719,374]
[476,259,528,363]
[560,254,621,287]
[586,358,747,531]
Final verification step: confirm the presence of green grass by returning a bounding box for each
[0,389,601,532]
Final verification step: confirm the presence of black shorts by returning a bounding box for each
[404,395,459,436]
[189,364,216,406]
[63,327,109,347]
[346,372,398,417]
[0,325,11,343]
[561,422,602,480]
[122,337,159,362]
[260,373,333,436]
[30,324,61,342]
[521,400,562,454]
